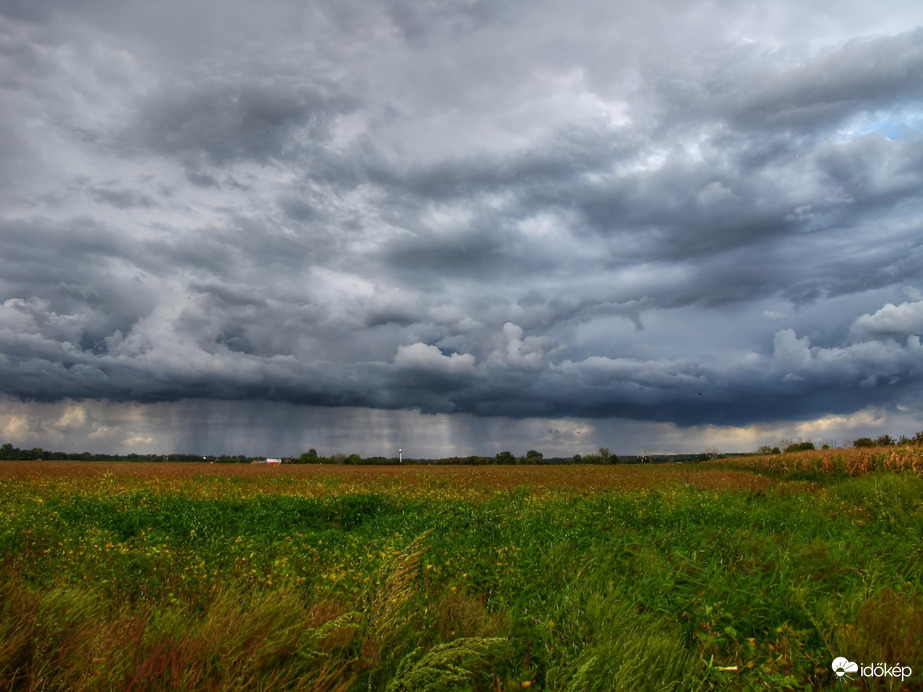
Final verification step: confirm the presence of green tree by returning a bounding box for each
[495,451,515,464]
[784,441,815,453]
[298,448,319,463]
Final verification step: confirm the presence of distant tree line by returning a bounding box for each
[291,447,740,465]
[0,443,255,463]
[11,433,919,466]
[852,432,923,448]
[754,431,923,455]
[290,448,615,465]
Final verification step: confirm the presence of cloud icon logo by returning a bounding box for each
[832,657,859,677]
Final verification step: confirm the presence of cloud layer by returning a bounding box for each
[1,0,922,453]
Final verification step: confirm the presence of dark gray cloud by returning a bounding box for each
[1,0,923,454]
[130,76,356,167]
[726,30,923,132]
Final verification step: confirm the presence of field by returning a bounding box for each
[1,449,921,690]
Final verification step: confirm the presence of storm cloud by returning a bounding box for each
[1,0,922,454]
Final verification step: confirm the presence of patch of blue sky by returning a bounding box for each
[838,107,923,141]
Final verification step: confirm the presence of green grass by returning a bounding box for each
[0,469,921,690]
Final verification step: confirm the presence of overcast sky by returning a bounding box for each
[1,0,923,457]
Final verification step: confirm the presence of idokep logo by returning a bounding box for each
[832,657,858,678]
[832,657,913,682]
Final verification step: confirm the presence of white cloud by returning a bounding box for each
[850,300,923,339]
[772,329,813,374]
[0,298,87,344]
[394,342,476,374]
[487,323,551,370]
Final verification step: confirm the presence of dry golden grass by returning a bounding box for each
[0,459,778,497]
[721,445,923,477]
[8,445,917,504]
[4,443,919,495]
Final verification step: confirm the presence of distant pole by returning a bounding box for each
[399,448,402,464]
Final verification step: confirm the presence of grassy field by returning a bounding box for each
[0,449,921,690]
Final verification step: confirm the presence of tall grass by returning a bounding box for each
[0,464,921,689]
[726,445,923,479]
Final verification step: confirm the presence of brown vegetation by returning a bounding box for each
[0,459,776,497]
